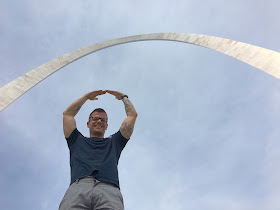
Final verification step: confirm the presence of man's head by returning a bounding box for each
[87,108,108,138]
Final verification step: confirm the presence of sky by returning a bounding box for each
[1,0,280,209]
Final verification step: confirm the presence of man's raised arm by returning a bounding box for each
[63,90,106,138]
[106,90,138,140]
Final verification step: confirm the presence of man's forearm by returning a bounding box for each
[122,97,138,117]
[63,95,88,117]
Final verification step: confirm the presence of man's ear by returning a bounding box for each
[87,121,89,128]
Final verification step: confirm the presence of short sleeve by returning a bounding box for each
[66,128,81,149]
[112,130,129,158]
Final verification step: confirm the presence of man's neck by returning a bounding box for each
[90,132,104,138]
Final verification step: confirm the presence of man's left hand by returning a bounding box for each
[105,90,125,100]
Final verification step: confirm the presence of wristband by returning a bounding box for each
[121,95,128,99]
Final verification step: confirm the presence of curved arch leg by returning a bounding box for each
[0,33,280,112]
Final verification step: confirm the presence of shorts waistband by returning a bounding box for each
[74,176,98,184]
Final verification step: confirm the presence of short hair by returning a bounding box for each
[88,108,108,122]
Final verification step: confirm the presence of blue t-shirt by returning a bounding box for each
[66,128,128,188]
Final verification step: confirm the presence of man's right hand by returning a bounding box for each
[84,90,107,100]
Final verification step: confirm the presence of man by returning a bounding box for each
[59,90,138,210]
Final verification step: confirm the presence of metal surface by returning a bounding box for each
[1,33,280,112]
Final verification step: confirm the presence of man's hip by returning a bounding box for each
[59,176,124,210]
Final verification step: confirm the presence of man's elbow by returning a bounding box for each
[129,112,138,118]
[63,111,69,116]
[63,111,74,116]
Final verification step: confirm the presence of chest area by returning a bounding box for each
[72,137,115,158]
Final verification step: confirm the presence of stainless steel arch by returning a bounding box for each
[1,33,280,112]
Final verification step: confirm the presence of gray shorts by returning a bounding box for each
[59,176,124,210]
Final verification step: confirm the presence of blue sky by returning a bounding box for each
[1,0,280,209]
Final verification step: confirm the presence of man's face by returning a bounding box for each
[87,112,108,137]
